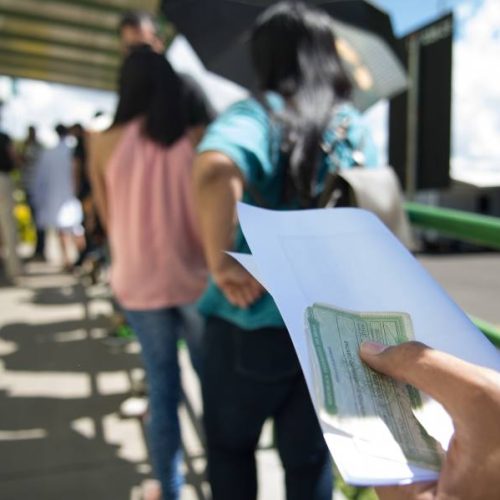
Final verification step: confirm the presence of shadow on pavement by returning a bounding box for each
[0,318,138,373]
[0,278,148,499]
[0,269,210,500]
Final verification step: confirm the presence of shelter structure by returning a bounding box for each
[0,0,160,91]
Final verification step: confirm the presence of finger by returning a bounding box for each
[237,286,255,308]
[226,284,253,309]
[359,341,490,416]
[250,279,266,298]
[221,284,245,308]
[376,481,437,500]
[246,281,264,303]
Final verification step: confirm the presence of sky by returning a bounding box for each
[0,77,116,145]
[364,0,500,179]
[0,0,499,177]
[373,0,469,36]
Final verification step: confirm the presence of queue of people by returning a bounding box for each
[0,117,105,277]
[1,2,499,500]
[90,4,500,500]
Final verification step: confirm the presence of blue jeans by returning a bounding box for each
[124,304,204,500]
[202,316,333,500]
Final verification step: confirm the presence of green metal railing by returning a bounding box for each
[405,202,500,250]
[469,316,500,347]
[405,202,500,346]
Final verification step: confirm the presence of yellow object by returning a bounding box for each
[13,201,36,244]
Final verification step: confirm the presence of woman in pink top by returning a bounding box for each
[89,47,207,500]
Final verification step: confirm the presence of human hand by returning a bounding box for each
[213,257,265,309]
[359,341,500,500]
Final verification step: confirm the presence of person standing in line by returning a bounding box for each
[89,47,207,500]
[69,123,104,268]
[0,102,22,280]
[193,3,377,499]
[118,10,216,142]
[103,9,215,350]
[32,124,84,270]
[19,125,45,259]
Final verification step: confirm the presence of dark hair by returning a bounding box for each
[112,46,187,146]
[55,124,68,138]
[118,10,158,34]
[251,1,352,206]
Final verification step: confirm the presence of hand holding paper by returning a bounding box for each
[360,341,500,500]
[231,203,500,486]
[305,304,443,471]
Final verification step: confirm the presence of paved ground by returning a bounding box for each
[0,250,499,500]
[417,252,500,326]
[0,261,290,500]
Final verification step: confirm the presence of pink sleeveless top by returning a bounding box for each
[105,119,207,310]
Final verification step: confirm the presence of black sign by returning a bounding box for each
[389,13,453,191]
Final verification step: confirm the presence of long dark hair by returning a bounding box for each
[112,46,187,146]
[251,1,352,206]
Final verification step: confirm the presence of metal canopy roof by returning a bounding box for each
[0,0,160,91]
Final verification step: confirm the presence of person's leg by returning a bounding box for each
[25,192,45,258]
[0,174,22,278]
[178,303,204,378]
[274,373,333,500]
[124,307,184,500]
[34,227,45,258]
[57,230,71,269]
[202,317,277,500]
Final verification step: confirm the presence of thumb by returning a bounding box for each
[359,341,482,417]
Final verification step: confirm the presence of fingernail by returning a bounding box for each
[360,342,388,355]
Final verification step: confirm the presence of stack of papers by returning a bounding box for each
[231,203,500,486]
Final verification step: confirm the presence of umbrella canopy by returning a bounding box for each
[162,0,407,110]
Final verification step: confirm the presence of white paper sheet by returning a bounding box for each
[232,203,500,486]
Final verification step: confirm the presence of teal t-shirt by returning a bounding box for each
[197,95,377,330]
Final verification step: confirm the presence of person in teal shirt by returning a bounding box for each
[194,3,377,499]
[197,96,377,331]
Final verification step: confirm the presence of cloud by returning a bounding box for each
[1,78,116,146]
[452,0,500,172]
[365,0,500,179]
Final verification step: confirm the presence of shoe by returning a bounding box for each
[141,479,162,500]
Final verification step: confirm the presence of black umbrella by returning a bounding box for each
[162,0,407,110]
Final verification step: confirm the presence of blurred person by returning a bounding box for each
[0,102,22,279]
[360,341,500,500]
[32,124,84,270]
[89,47,207,500]
[118,10,216,143]
[193,3,378,499]
[19,125,45,258]
[69,123,105,268]
[69,123,89,202]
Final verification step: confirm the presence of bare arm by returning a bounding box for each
[88,134,108,232]
[193,151,264,308]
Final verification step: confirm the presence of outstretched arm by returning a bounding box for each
[193,151,264,308]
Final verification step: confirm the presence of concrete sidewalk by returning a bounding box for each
[1,251,499,499]
[0,263,151,499]
[0,262,295,500]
